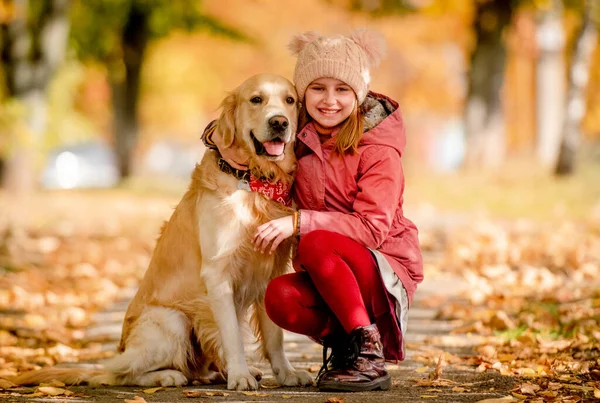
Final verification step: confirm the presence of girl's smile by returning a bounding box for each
[305,77,356,131]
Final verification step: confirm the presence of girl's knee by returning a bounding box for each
[297,230,336,269]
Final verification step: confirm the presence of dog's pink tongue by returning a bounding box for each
[263,141,285,156]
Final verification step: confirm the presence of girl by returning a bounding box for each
[206,29,423,392]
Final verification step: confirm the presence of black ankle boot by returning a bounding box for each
[317,324,391,392]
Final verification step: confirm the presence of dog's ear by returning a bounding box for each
[215,92,237,148]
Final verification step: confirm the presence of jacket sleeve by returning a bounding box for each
[299,146,404,249]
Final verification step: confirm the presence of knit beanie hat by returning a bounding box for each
[289,28,387,105]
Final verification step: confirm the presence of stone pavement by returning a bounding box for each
[8,270,514,403]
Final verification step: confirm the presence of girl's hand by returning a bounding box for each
[253,216,295,254]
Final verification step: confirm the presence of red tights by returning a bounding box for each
[265,230,389,338]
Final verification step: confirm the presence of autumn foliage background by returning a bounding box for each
[1,0,600,401]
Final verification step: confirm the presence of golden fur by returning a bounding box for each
[13,74,313,391]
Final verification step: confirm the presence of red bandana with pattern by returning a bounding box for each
[248,176,292,207]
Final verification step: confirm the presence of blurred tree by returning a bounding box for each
[555,0,598,175]
[337,0,516,168]
[463,0,515,168]
[69,0,246,180]
[0,0,71,192]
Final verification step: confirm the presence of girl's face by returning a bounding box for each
[304,77,356,131]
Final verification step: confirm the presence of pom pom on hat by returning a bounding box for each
[350,28,387,67]
[288,31,320,55]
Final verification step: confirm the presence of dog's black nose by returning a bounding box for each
[269,116,289,133]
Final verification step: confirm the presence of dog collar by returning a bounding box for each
[218,158,291,207]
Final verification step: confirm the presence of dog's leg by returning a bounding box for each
[253,301,314,387]
[104,306,191,386]
[202,268,258,391]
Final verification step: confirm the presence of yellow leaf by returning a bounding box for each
[420,395,439,399]
[0,379,16,389]
[260,384,280,389]
[39,379,66,387]
[326,398,344,403]
[473,397,517,403]
[595,388,600,398]
[452,387,467,392]
[308,364,321,373]
[143,387,162,394]
[282,395,293,399]
[183,390,229,397]
[125,396,148,403]
[241,391,270,396]
[37,386,73,396]
[415,366,430,373]
[511,392,528,400]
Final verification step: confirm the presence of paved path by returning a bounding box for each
[7,270,514,402]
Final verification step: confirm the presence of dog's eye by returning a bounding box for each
[250,96,262,104]
[286,97,295,105]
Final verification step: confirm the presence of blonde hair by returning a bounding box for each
[298,101,364,156]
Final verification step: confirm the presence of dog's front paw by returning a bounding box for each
[227,368,259,391]
[275,368,314,387]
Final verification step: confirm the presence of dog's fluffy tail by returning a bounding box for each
[11,367,116,386]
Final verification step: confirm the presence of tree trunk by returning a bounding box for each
[535,0,566,168]
[111,3,149,180]
[0,0,70,192]
[463,0,514,169]
[554,2,598,176]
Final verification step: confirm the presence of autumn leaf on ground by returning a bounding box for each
[474,397,517,403]
[37,386,74,396]
[308,364,321,372]
[0,379,16,389]
[326,398,344,403]
[420,395,439,399]
[518,382,540,395]
[183,390,229,397]
[429,355,443,380]
[125,397,147,403]
[39,380,67,388]
[241,391,270,396]
[143,387,162,394]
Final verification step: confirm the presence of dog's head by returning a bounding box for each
[214,74,298,165]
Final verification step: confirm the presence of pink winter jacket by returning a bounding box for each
[293,91,423,305]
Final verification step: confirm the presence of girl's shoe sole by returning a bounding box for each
[317,374,392,392]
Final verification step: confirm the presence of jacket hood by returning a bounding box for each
[359,91,406,156]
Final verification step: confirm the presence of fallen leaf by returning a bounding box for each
[0,379,16,389]
[326,398,344,403]
[183,390,229,397]
[125,397,147,403]
[474,397,517,403]
[452,386,468,392]
[421,395,439,399]
[595,388,600,398]
[308,364,321,373]
[241,391,270,396]
[37,386,74,396]
[260,384,280,389]
[143,387,162,394]
[511,392,528,400]
[519,382,540,395]
[429,355,443,380]
[282,395,293,399]
[39,379,66,387]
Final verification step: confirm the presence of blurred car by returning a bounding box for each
[41,142,120,189]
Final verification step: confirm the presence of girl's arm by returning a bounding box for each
[299,146,404,249]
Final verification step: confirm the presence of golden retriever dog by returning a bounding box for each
[13,74,313,391]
